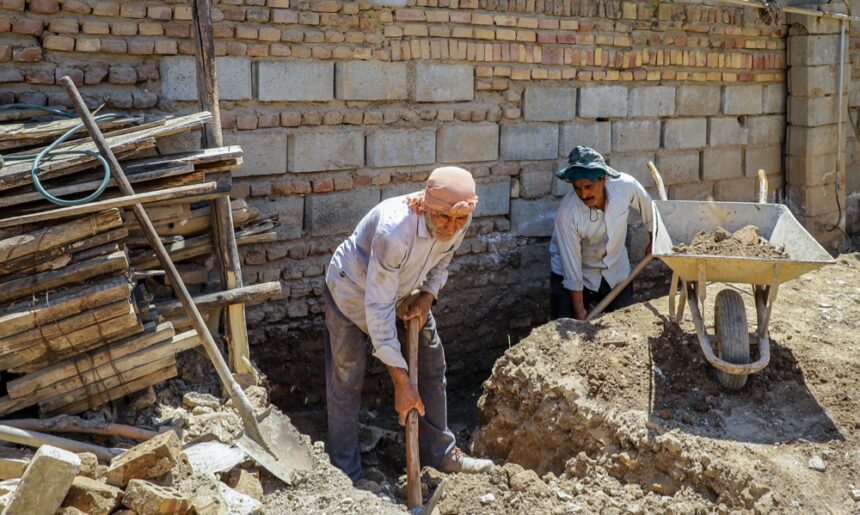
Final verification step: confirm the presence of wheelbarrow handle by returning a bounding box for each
[406,316,422,510]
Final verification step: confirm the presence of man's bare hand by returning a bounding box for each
[401,291,434,329]
[574,307,588,320]
[394,377,425,426]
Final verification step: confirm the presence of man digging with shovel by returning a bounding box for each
[550,146,654,320]
[323,166,495,484]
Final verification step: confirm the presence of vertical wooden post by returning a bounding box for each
[191,0,254,377]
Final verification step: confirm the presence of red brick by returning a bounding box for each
[120,3,146,18]
[13,18,43,36]
[29,0,59,14]
[178,40,196,54]
[247,43,268,56]
[0,44,10,61]
[109,65,136,84]
[25,67,54,84]
[223,6,245,21]
[128,39,154,54]
[0,16,10,32]
[164,22,189,38]
[271,8,297,24]
[235,26,257,39]
[43,34,74,51]
[2,0,24,11]
[258,112,279,128]
[100,38,127,53]
[92,1,119,16]
[213,25,233,38]
[226,41,247,55]
[48,17,77,33]
[312,179,333,193]
[236,113,257,130]
[133,91,158,109]
[147,5,171,20]
[280,112,301,127]
[13,46,41,61]
[84,66,107,84]
[56,67,83,85]
[81,21,109,35]
[354,175,371,188]
[220,111,237,129]
[62,0,91,14]
[75,37,100,52]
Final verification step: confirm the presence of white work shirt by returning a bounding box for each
[326,195,468,370]
[549,172,653,292]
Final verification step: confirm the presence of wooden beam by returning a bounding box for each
[0,425,122,462]
[0,209,122,262]
[155,282,283,318]
[0,228,127,278]
[0,416,157,442]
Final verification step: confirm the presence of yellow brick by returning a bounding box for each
[474,28,494,40]
[354,47,371,59]
[174,6,193,20]
[560,20,578,30]
[741,27,759,36]
[622,53,630,68]
[692,72,708,81]
[562,68,576,79]
[485,43,493,61]
[476,42,484,60]
[259,27,281,41]
[605,70,620,80]
[494,66,510,76]
[621,71,634,80]
[594,48,602,66]
[476,65,493,77]
[516,30,535,42]
[494,14,517,26]
[467,42,477,60]
[722,72,737,82]
[658,4,673,20]
[426,11,449,22]
[534,45,541,62]
[622,1,637,19]
[410,39,421,57]
[491,77,508,90]
[531,68,547,79]
[384,26,403,37]
[429,26,450,37]
[646,71,660,81]
[578,34,594,45]
[614,36,631,47]
[511,68,530,80]
[421,39,430,59]
[593,70,607,81]
[471,13,493,25]
[452,27,472,38]
[596,34,613,45]
[495,28,515,40]
[431,40,442,58]
[518,44,526,63]
[516,17,538,29]
[403,24,428,37]
[547,69,561,80]
[676,71,688,81]
[662,70,676,80]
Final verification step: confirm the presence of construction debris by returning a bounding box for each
[123,479,191,514]
[62,476,124,515]
[105,430,180,487]
[3,445,80,515]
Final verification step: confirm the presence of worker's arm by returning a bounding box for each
[554,205,586,319]
[387,365,425,426]
[630,178,655,256]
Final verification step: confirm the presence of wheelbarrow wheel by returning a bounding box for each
[714,289,750,390]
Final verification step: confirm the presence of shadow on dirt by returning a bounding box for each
[642,301,844,444]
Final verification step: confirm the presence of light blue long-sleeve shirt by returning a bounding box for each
[326,195,468,370]
[549,172,653,292]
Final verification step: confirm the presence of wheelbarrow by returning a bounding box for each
[651,176,835,390]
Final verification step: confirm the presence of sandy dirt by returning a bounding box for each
[673,225,789,259]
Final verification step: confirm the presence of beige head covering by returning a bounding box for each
[406,166,479,216]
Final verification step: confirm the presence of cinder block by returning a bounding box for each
[676,85,721,116]
[500,124,558,160]
[655,152,700,185]
[611,120,660,152]
[257,60,334,101]
[748,115,785,145]
[215,57,252,100]
[249,197,304,240]
[663,118,706,149]
[552,175,571,196]
[523,86,577,121]
[709,117,748,146]
[723,84,763,115]
[474,177,511,217]
[159,55,197,101]
[702,147,743,180]
[519,164,553,199]
[223,131,287,177]
[559,121,610,155]
[437,123,499,163]
[366,128,435,167]
[288,130,364,172]
[715,178,757,202]
[787,183,840,217]
[510,197,562,237]
[745,145,782,178]
[4,446,79,515]
[763,83,786,114]
[579,86,628,118]
[609,154,654,187]
[789,96,839,127]
[519,243,550,281]
[788,35,840,66]
[305,188,381,236]
[415,63,474,102]
[336,61,407,100]
[787,153,838,186]
[787,125,839,157]
[788,65,838,97]
[628,86,675,117]
[670,181,715,201]
[381,182,422,201]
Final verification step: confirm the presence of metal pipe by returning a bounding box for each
[717,0,860,23]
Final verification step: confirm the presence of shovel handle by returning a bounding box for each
[406,317,422,510]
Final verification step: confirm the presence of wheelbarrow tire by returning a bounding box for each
[714,289,750,390]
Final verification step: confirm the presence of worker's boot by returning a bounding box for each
[438,447,494,474]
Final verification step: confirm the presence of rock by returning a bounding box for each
[185,412,242,443]
[3,445,80,515]
[128,386,157,410]
[62,476,124,515]
[713,226,732,242]
[214,482,263,515]
[509,469,551,496]
[0,459,27,480]
[850,488,860,501]
[76,452,103,479]
[123,479,191,514]
[355,479,382,494]
[106,430,181,487]
[733,225,760,245]
[190,493,225,515]
[480,493,496,504]
[808,456,826,472]
[183,392,221,410]
[56,507,89,515]
[225,469,263,501]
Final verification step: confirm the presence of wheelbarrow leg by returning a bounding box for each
[668,272,679,321]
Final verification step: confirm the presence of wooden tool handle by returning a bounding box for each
[406,317,422,510]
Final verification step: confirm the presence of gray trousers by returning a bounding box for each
[323,286,456,483]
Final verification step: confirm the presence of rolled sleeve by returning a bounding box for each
[365,233,409,370]
[554,212,584,291]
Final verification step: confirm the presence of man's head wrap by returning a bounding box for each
[555,146,621,183]
[406,166,478,217]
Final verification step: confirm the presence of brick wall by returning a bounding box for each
[1,0,794,405]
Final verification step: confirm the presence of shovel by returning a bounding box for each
[60,77,311,483]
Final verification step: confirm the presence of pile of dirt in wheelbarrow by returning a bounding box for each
[443,252,859,514]
[673,225,789,259]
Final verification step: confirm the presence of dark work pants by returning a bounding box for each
[549,272,634,320]
[323,285,455,483]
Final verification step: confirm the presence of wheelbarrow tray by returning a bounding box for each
[652,200,834,285]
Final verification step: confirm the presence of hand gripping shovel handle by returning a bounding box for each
[406,316,422,510]
[58,77,274,457]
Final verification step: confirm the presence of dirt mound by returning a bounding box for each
[673,225,788,258]
[460,253,860,514]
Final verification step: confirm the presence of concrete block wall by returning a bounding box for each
[0,0,800,403]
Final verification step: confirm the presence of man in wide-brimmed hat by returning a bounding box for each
[324,166,494,483]
[549,146,654,320]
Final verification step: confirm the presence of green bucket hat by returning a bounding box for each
[555,146,621,183]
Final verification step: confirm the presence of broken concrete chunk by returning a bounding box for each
[225,469,263,501]
[180,441,246,476]
[215,482,263,515]
[76,452,105,480]
[2,445,80,515]
[106,430,181,487]
[808,455,826,472]
[128,386,157,411]
[123,479,191,514]
[732,225,760,245]
[190,493,226,515]
[62,476,124,515]
[509,469,551,496]
[183,392,221,410]
[0,459,27,481]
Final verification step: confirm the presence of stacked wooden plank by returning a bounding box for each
[0,107,279,417]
